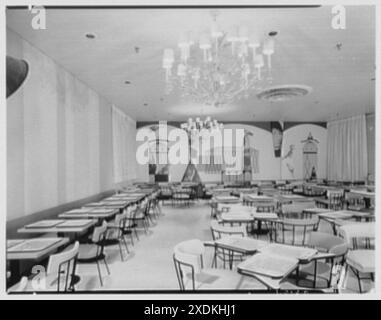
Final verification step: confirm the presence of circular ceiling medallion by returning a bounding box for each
[256,85,312,102]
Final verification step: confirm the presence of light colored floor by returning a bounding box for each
[75,200,374,293]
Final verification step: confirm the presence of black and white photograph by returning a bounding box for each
[2,1,378,299]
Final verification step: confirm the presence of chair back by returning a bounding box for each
[92,221,108,243]
[253,201,277,212]
[173,239,205,290]
[308,231,348,257]
[270,217,319,246]
[210,220,247,240]
[46,241,79,292]
[281,202,315,217]
[327,190,344,209]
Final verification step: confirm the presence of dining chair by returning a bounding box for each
[269,217,320,246]
[338,223,375,293]
[173,239,264,291]
[210,220,247,269]
[280,202,316,219]
[107,211,130,261]
[345,193,366,211]
[316,190,344,210]
[131,200,150,234]
[77,221,110,287]
[253,201,277,213]
[123,204,139,243]
[294,232,348,290]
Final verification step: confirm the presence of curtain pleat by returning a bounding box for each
[112,106,137,183]
[327,115,368,181]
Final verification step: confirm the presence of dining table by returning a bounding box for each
[17,219,97,238]
[7,237,70,287]
[236,242,319,291]
[58,207,118,220]
[318,210,373,235]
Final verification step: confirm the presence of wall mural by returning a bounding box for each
[301,132,319,180]
[282,144,295,178]
[136,122,327,182]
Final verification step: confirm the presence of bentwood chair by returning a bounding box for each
[77,221,110,287]
[345,193,366,211]
[280,202,316,219]
[338,223,375,293]
[316,190,344,210]
[173,239,264,291]
[210,221,247,269]
[295,232,348,290]
[269,217,320,246]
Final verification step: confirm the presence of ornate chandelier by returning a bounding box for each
[180,116,223,135]
[162,11,276,107]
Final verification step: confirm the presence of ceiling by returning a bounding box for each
[6,6,375,122]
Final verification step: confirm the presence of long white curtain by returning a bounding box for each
[327,115,368,181]
[112,106,137,183]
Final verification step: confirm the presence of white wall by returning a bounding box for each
[7,29,135,220]
[136,122,327,183]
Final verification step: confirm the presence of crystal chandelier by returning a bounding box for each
[180,116,223,135]
[162,11,276,107]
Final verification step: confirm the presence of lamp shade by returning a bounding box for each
[254,54,264,68]
[263,38,275,55]
[6,56,28,98]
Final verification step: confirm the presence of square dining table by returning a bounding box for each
[58,207,118,220]
[17,219,97,238]
[6,237,70,287]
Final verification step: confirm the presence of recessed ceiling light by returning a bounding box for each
[85,33,96,39]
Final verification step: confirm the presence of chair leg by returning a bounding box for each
[118,242,124,261]
[103,258,111,275]
[122,236,129,254]
[134,227,140,241]
[96,260,103,287]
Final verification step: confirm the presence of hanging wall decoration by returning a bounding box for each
[301,132,319,180]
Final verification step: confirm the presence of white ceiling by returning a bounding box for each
[6,6,375,122]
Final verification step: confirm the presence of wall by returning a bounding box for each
[6,29,135,221]
[136,122,328,183]
[366,113,375,181]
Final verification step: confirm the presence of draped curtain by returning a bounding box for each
[327,115,368,181]
[112,106,137,183]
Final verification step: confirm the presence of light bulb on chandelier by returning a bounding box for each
[163,11,276,107]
